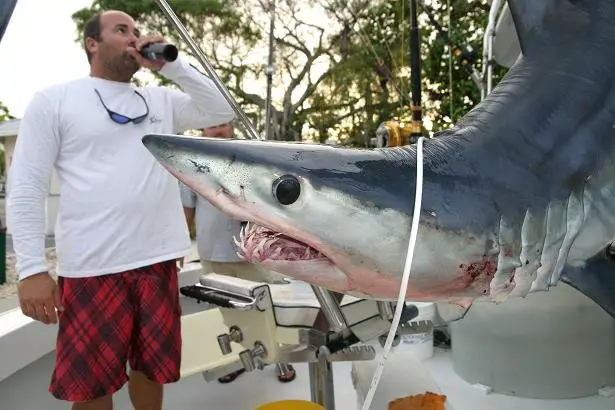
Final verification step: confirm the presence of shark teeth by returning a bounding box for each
[233,235,242,248]
[230,221,326,263]
[269,248,282,259]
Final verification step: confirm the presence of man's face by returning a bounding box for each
[87,11,141,80]
[203,123,233,139]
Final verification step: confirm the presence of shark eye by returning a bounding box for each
[272,174,301,205]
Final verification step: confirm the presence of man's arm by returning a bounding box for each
[7,92,60,280]
[158,57,235,133]
[179,182,197,228]
[183,206,195,228]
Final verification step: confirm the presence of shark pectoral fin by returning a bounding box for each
[560,253,615,319]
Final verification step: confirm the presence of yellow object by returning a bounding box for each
[256,400,324,410]
[381,119,423,146]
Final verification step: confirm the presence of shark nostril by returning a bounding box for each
[272,174,301,205]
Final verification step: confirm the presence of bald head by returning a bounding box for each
[203,122,234,138]
[82,9,141,81]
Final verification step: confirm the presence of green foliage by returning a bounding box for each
[0,101,13,177]
[71,0,509,144]
[0,101,14,122]
[317,0,509,143]
[420,0,508,131]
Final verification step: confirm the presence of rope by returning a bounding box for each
[360,136,425,410]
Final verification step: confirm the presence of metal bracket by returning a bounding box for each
[217,325,243,355]
[179,278,272,312]
[239,341,268,371]
[304,287,424,410]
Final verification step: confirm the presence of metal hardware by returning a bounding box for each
[239,341,268,372]
[217,325,243,355]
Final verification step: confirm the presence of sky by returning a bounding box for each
[0,0,93,118]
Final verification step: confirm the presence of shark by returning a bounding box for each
[141,0,615,318]
[125,1,606,318]
[1,0,612,317]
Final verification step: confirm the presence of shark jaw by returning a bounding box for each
[166,164,363,294]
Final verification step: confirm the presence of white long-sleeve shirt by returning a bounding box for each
[7,57,235,280]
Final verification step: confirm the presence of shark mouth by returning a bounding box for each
[158,164,342,271]
[234,222,330,263]
[230,219,356,293]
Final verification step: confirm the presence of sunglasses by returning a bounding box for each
[94,89,149,125]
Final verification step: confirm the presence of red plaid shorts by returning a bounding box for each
[49,260,182,402]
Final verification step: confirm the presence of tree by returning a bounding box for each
[0,101,13,177]
[419,0,508,131]
[0,100,14,122]
[71,0,508,144]
[320,0,509,140]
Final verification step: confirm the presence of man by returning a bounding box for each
[7,10,234,410]
[180,121,297,384]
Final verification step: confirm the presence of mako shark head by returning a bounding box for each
[142,135,490,301]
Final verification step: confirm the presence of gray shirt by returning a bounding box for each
[179,183,243,262]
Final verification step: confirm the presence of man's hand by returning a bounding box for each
[17,272,63,325]
[127,35,168,71]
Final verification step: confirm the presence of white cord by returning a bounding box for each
[360,136,425,410]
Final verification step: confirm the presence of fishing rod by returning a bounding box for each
[376,0,424,147]
[153,0,261,140]
[408,0,423,145]
[377,0,490,148]
[264,0,276,141]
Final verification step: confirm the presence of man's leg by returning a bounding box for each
[127,370,162,410]
[49,275,133,410]
[71,397,113,410]
[128,260,182,410]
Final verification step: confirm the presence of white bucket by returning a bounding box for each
[397,302,436,361]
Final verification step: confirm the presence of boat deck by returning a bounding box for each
[1,269,615,409]
[2,344,614,410]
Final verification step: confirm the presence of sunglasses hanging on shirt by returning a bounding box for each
[94,89,149,125]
